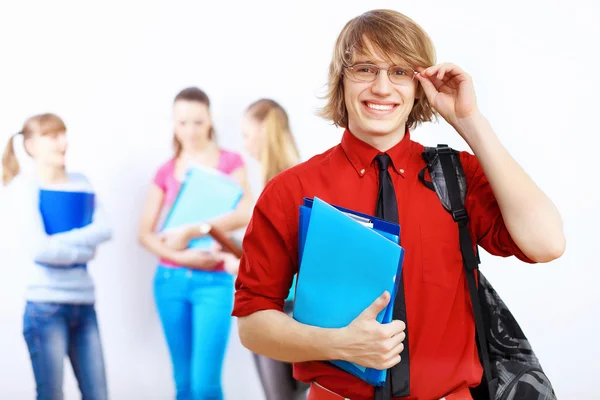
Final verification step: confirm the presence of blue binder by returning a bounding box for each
[39,189,95,234]
[161,166,243,250]
[293,197,405,386]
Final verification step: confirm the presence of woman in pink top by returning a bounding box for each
[138,87,252,400]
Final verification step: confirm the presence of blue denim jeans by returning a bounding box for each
[154,266,234,400]
[23,302,108,400]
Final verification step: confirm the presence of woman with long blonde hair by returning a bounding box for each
[237,99,308,400]
[242,99,300,185]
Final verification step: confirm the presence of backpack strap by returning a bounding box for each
[417,148,436,192]
[424,145,496,400]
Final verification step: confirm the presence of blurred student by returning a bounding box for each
[224,99,307,400]
[138,87,252,400]
[2,113,112,400]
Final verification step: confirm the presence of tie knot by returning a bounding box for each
[375,154,392,171]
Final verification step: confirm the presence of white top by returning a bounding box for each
[4,172,112,304]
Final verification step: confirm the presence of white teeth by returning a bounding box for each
[367,103,393,111]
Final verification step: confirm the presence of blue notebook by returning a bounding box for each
[289,198,398,303]
[161,166,243,250]
[292,197,405,386]
[39,189,95,234]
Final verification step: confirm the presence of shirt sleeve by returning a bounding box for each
[461,152,534,263]
[221,150,245,174]
[9,176,96,266]
[153,159,173,192]
[232,179,298,317]
[53,197,112,247]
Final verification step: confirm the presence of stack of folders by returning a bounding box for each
[161,165,243,250]
[39,189,95,234]
[292,197,405,386]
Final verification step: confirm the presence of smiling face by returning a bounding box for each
[26,129,68,168]
[173,100,212,151]
[343,40,419,147]
[319,10,437,145]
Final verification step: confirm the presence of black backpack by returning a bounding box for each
[419,144,558,400]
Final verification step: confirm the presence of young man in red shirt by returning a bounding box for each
[232,9,565,400]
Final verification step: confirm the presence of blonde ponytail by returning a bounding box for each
[2,113,67,185]
[2,134,20,185]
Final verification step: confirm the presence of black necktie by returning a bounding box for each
[374,154,410,400]
[375,154,399,223]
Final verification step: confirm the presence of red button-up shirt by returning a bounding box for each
[233,129,532,400]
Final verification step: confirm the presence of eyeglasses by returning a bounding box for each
[344,63,417,85]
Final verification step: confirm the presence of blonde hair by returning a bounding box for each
[319,9,437,130]
[246,99,300,184]
[2,113,67,185]
[172,87,215,157]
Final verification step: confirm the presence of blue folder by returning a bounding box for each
[39,189,95,234]
[292,197,405,386]
[161,166,243,250]
[287,198,398,303]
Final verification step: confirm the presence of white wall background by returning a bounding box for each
[0,0,598,398]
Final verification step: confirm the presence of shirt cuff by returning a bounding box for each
[232,290,285,317]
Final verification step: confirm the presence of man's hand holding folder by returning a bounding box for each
[336,291,406,371]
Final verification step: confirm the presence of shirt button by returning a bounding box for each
[360,169,365,175]
[399,169,405,174]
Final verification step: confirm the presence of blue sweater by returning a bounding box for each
[6,173,112,304]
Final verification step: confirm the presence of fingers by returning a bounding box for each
[187,249,214,259]
[381,354,402,370]
[211,242,224,252]
[381,319,406,337]
[390,339,405,358]
[372,332,405,369]
[376,338,404,369]
[358,292,391,321]
[421,63,465,81]
[415,73,439,102]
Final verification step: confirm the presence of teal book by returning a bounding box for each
[162,166,243,250]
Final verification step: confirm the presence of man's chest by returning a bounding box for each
[297,169,464,291]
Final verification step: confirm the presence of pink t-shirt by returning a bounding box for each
[153,149,244,268]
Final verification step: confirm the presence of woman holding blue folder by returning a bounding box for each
[2,113,112,400]
[138,87,253,400]
[224,98,308,400]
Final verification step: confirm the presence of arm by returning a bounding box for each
[206,165,253,233]
[417,63,565,262]
[239,293,404,369]
[9,177,96,266]
[52,199,112,247]
[137,183,182,261]
[239,310,341,362]
[34,240,95,266]
[458,115,564,262]
[234,181,405,369]
[137,183,222,269]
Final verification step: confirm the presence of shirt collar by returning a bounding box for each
[340,126,412,178]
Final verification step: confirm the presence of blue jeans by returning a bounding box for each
[154,266,234,400]
[23,302,108,400]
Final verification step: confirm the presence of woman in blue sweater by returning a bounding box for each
[2,113,112,400]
